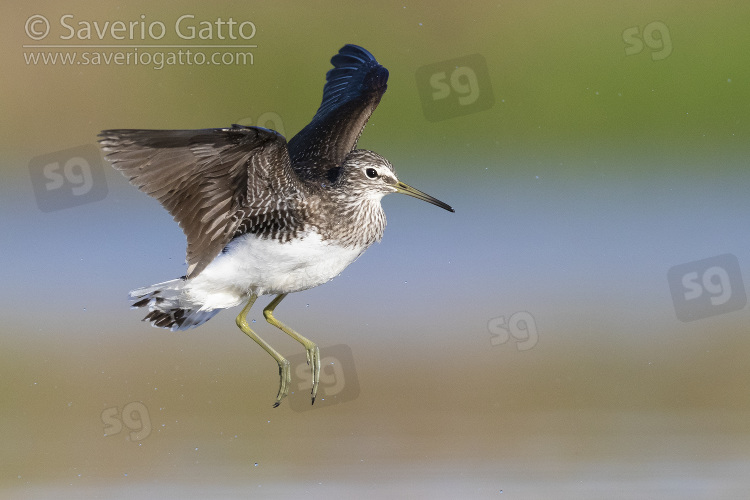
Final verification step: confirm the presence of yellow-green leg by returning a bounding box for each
[235,294,290,408]
[264,293,321,404]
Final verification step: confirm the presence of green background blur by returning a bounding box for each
[3,1,750,498]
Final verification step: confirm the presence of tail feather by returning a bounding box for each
[130,279,221,331]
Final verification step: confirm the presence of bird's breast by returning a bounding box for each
[186,230,370,305]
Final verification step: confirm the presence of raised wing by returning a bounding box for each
[288,44,389,178]
[99,126,302,278]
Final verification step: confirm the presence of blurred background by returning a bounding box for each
[3,1,750,498]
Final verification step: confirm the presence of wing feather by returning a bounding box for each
[99,126,302,278]
[287,44,388,178]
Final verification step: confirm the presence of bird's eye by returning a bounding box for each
[365,168,379,179]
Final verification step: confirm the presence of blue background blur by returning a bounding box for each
[3,1,750,498]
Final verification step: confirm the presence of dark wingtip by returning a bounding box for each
[336,44,377,61]
[330,45,388,97]
[363,65,388,94]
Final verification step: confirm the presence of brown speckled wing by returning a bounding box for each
[99,125,303,278]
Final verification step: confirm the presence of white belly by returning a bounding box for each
[184,231,368,309]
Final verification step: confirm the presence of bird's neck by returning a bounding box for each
[327,189,387,248]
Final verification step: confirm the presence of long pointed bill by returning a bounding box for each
[395,181,455,212]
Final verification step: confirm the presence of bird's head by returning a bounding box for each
[337,149,454,212]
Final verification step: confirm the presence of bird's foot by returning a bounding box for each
[307,344,321,404]
[272,357,291,408]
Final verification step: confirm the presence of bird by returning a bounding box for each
[98,44,454,407]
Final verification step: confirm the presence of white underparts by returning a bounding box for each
[183,230,369,310]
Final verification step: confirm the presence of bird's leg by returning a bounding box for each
[235,294,290,408]
[263,294,321,405]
